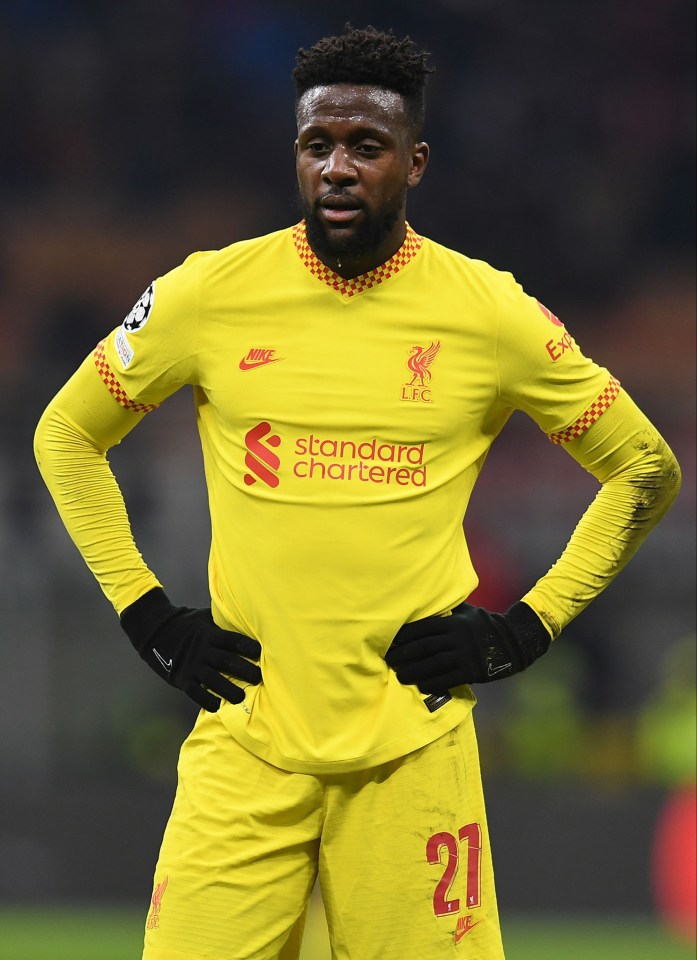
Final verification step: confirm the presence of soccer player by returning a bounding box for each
[34,25,680,960]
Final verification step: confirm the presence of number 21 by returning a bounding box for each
[426,822,482,916]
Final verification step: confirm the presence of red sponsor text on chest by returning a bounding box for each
[294,435,426,486]
[243,424,428,488]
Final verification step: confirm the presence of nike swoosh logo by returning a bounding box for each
[239,357,283,371]
[153,648,173,672]
[487,661,512,677]
[455,919,481,942]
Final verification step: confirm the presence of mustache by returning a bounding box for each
[314,190,365,210]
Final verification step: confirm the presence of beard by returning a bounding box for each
[297,186,406,265]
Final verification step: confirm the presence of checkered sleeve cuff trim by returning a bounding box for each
[548,376,621,444]
[93,340,158,414]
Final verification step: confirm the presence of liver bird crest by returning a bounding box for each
[146,875,169,929]
[407,341,441,386]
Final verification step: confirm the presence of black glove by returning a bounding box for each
[120,587,262,711]
[385,601,551,694]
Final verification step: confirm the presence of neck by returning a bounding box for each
[305,219,407,279]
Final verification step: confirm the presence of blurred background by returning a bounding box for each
[0,0,694,957]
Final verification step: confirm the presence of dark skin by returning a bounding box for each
[295,84,429,279]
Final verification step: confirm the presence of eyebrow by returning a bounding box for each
[298,122,393,141]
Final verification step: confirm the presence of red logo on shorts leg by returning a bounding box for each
[454,914,481,942]
[146,875,168,930]
[244,421,281,487]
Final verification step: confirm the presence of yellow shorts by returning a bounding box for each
[142,710,504,960]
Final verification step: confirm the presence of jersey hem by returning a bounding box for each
[218,696,474,774]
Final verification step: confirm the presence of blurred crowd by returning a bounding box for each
[0,0,694,801]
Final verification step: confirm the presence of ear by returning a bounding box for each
[407,142,429,188]
[294,139,299,159]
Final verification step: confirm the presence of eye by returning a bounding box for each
[356,142,383,156]
[306,140,330,155]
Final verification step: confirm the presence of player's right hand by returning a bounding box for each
[120,587,262,711]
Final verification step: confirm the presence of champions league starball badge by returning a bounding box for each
[123,283,155,332]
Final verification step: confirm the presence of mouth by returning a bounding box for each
[317,194,363,224]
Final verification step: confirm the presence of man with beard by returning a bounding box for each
[34,24,680,960]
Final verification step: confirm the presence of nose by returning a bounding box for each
[322,146,358,186]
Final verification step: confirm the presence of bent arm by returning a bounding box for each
[522,390,681,638]
[34,355,162,613]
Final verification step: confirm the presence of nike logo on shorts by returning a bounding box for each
[455,915,481,942]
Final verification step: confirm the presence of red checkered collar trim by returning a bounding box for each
[292,221,423,298]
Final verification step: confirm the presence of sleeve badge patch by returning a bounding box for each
[123,282,155,332]
[114,327,134,369]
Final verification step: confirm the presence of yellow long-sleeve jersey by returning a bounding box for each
[34,223,681,772]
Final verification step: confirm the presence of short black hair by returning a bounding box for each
[293,24,434,138]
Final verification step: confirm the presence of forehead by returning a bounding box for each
[296,84,408,133]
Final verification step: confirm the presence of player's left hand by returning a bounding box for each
[385,601,551,693]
